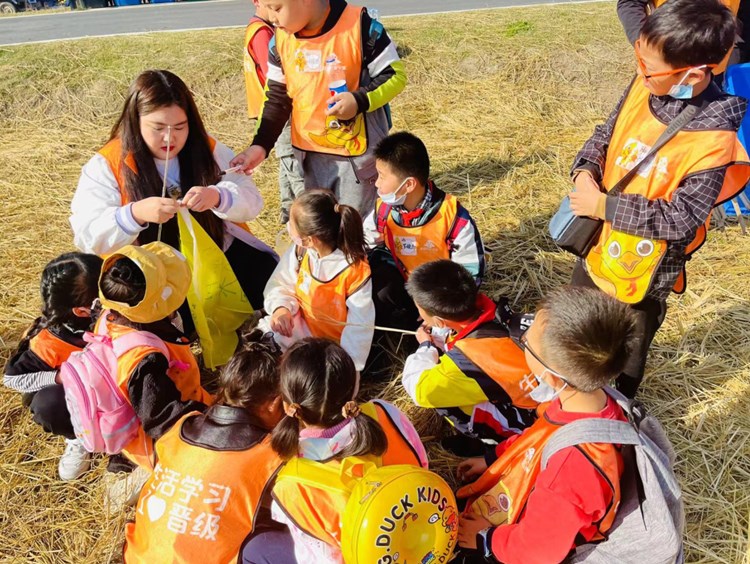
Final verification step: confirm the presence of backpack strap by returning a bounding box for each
[541,419,641,470]
[375,200,391,234]
[111,331,170,361]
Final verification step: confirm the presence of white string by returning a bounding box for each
[156,125,172,243]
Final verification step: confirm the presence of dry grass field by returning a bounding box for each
[1,2,749,562]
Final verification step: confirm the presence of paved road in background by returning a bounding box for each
[0,0,598,46]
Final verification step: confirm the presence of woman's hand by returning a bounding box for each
[182,186,220,212]
[131,197,179,225]
[569,170,606,219]
[270,307,294,337]
[457,456,488,482]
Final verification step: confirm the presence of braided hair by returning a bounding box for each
[13,252,103,354]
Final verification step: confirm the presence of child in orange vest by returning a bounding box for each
[401,260,538,450]
[258,189,374,371]
[363,132,485,330]
[455,287,636,564]
[97,242,213,470]
[241,338,427,564]
[3,252,103,481]
[231,0,407,216]
[567,0,749,397]
[70,69,277,320]
[244,0,305,224]
[124,329,284,564]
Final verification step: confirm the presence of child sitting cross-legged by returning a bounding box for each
[401,260,539,452]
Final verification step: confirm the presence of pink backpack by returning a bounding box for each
[60,322,171,454]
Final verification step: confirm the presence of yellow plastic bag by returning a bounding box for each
[177,208,253,368]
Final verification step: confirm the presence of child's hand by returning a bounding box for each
[458,513,492,549]
[270,307,294,337]
[569,171,606,220]
[182,186,220,212]
[229,145,267,175]
[457,456,488,482]
[416,324,433,345]
[326,92,358,121]
[131,197,179,225]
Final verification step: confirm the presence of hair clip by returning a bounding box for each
[341,400,360,419]
[285,402,301,419]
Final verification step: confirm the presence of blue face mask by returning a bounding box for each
[668,67,706,100]
[528,372,567,403]
[378,177,411,207]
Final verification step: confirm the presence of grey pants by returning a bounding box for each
[275,124,305,224]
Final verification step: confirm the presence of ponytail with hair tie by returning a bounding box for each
[342,400,361,419]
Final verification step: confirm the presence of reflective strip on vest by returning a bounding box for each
[98,317,213,469]
[380,194,459,277]
[295,251,371,342]
[29,329,83,369]
[124,412,282,564]
[586,78,750,300]
[458,407,623,540]
[244,19,270,119]
[275,4,367,156]
[271,401,421,547]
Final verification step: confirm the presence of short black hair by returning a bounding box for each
[406,260,477,321]
[641,0,736,68]
[538,287,637,393]
[374,131,430,186]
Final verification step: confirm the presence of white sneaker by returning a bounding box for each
[58,438,91,481]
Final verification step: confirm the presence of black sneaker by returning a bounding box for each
[106,453,136,474]
[440,435,489,458]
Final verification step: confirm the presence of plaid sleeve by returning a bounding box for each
[570,84,631,181]
[606,167,726,241]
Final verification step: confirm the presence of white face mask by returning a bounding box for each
[528,371,567,403]
[378,176,411,206]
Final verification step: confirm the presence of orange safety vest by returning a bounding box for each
[451,333,537,411]
[458,405,623,541]
[651,0,738,74]
[275,4,368,156]
[376,193,460,278]
[98,137,254,236]
[99,316,213,469]
[244,18,271,119]
[271,400,422,548]
[585,79,750,303]
[29,328,83,369]
[123,412,282,564]
[295,249,371,343]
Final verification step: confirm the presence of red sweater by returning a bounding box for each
[489,395,626,564]
[247,16,274,85]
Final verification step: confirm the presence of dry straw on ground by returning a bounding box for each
[1,3,749,562]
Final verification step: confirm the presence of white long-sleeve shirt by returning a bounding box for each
[70,139,264,256]
[261,245,374,371]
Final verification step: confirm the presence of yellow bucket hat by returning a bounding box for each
[99,242,191,324]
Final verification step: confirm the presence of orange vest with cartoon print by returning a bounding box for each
[275,4,368,156]
[295,248,371,342]
[652,0,739,75]
[244,18,271,119]
[457,404,623,541]
[124,412,282,564]
[376,193,459,278]
[98,315,213,469]
[97,137,254,236]
[271,400,422,549]
[585,79,750,303]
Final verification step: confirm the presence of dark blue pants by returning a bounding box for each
[240,527,297,564]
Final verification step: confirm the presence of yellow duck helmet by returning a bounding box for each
[342,465,458,564]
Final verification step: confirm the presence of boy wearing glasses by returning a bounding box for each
[455,287,637,564]
[567,0,750,398]
[401,260,537,450]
